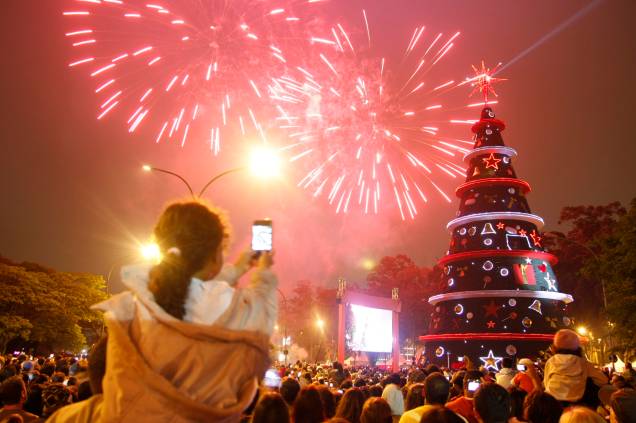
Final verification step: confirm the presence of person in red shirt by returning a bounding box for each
[446,370,484,423]
[512,358,536,393]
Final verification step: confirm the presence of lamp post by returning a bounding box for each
[142,165,243,199]
[142,145,282,199]
[277,288,289,366]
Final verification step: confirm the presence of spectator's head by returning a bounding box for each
[317,385,336,418]
[340,380,353,390]
[559,406,605,423]
[419,406,465,423]
[552,329,582,354]
[523,390,563,423]
[292,386,325,423]
[612,375,628,389]
[77,380,92,401]
[88,335,108,395]
[41,384,71,417]
[609,388,636,423]
[385,373,401,386]
[51,372,65,383]
[369,385,383,398]
[40,363,55,377]
[426,364,442,375]
[280,377,300,407]
[360,397,392,423]
[408,369,426,385]
[148,201,228,319]
[508,387,528,420]
[251,392,290,423]
[424,373,450,406]
[333,362,344,374]
[335,388,365,423]
[20,361,33,373]
[627,363,633,371]
[463,370,484,398]
[354,378,367,388]
[404,383,425,410]
[474,382,510,423]
[66,376,77,387]
[501,357,513,369]
[0,376,27,406]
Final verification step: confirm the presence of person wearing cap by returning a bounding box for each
[543,329,608,404]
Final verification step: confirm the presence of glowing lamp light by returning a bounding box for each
[576,326,588,336]
[249,146,281,178]
[361,258,375,271]
[140,242,161,262]
[316,318,325,330]
[142,164,152,172]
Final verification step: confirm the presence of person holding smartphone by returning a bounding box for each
[94,201,278,422]
[512,359,536,393]
[446,370,485,423]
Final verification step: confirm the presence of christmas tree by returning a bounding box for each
[421,68,574,368]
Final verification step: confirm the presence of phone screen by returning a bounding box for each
[517,364,526,371]
[252,220,273,251]
[467,380,481,392]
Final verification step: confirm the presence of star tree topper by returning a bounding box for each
[480,349,503,371]
[464,61,507,103]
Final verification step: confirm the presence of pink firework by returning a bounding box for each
[270,12,482,219]
[64,0,323,153]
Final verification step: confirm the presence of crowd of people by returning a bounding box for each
[1,201,635,422]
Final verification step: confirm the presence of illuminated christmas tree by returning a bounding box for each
[420,65,574,368]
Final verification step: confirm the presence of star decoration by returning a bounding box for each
[544,274,557,291]
[524,257,533,264]
[483,153,502,170]
[466,61,506,103]
[530,230,542,247]
[497,222,505,230]
[482,300,502,318]
[486,320,496,329]
[518,229,527,237]
[480,350,503,371]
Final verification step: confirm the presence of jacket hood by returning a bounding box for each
[549,354,586,377]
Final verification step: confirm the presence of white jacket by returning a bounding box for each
[496,367,516,389]
[118,262,278,334]
[543,354,607,402]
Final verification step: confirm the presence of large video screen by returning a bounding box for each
[348,304,393,353]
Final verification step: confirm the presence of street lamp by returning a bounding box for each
[316,318,325,330]
[142,146,282,199]
[277,288,289,366]
[577,326,588,336]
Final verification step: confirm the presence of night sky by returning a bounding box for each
[1,0,635,294]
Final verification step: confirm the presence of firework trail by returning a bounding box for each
[269,12,489,220]
[64,0,324,153]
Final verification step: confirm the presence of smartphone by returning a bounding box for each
[517,364,526,371]
[252,219,273,252]
[467,380,481,392]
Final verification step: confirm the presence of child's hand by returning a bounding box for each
[257,251,274,269]
[234,250,256,276]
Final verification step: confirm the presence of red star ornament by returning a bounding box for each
[487,320,496,329]
[483,300,501,318]
[518,229,527,237]
[530,230,542,247]
[496,222,505,230]
[483,153,502,170]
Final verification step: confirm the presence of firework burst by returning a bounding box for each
[64,0,323,153]
[269,12,485,219]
